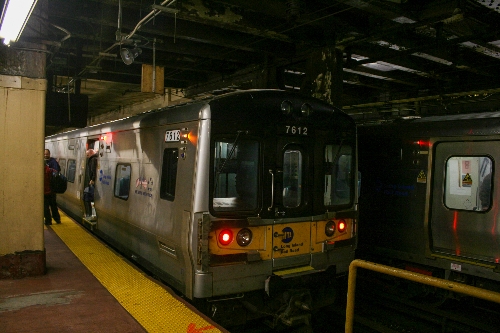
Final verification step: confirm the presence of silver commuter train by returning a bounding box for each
[45,89,358,328]
[358,112,500,298]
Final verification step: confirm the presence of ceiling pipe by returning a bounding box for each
[124,0,176,41]
[343,88,500,111]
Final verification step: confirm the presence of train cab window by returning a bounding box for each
[283,149,303,208]
[444,156,492,211]
[67,159,76,183]
[59,158,66,176]
[114,164,131,200]
[160,148,178,201]
[324,144,353,206]
[212,139,259,212]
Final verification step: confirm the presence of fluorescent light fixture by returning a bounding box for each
[343,68,395,81]
[362,62,396,72]
[0,0,39,45]
[489,40,500,47]
[392,16,416,24]
[351,54,369,61]
[412,52,453,66]
[461,41,500,60]
[371,40,407,51]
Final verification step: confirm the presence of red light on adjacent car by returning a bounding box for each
[415,140,430,147]
[338,220,347,232]
[219,229,233,246]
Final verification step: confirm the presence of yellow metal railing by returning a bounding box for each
[345,259,500,333]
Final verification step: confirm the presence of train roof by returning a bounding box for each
[358,111,500,138]
[46,89,352,140]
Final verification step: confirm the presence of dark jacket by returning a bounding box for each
[87,154,98,182]
[45,157,61,172]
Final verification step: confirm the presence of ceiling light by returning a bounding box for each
[392,16,416,24]
[412,52,453,65]
[0,0,39,45]
[371,40,407,51]
[351,54,369,61]
[120,47,142,65]
[461,41,500,60]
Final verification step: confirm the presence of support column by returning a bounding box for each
[0,76,47,278]
[302,46,344,107]
[0,0,48,278]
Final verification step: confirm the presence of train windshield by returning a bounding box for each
[324,144,353,206]
[212,138,259,212]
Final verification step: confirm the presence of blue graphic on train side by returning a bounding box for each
[281,227,294,243]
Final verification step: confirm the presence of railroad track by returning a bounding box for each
[330,271,500,333]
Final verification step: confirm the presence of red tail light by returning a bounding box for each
[338,220,347,232]
[218,229,233,246]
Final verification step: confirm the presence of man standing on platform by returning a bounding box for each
[44,149,61,225]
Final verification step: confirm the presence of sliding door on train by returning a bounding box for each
[273,137,313,218]
[430,140,496,264]
[82,138,100,224]
[269,135,314,262]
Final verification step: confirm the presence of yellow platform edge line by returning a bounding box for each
[49,211,222,333]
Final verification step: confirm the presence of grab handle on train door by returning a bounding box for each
[268,169,274,211]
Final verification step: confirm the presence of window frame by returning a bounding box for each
[323,143,354,208]
[59,158,67,177]
[160,148,179,201]
[67,159,77,183]
[114,163,131,200]
[210,135,261,215]
[444,155,493,212]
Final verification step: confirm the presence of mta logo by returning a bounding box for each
[281,227,294,243]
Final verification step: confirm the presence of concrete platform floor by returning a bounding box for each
[0,226,147,333]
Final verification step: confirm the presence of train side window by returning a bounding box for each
[160,148,178,201]
[59,158,66,176]
[444,156,492,211]
[324,144,353,206]
[67,159,76,183]
[283,149,303,208]
[114,164,131,200]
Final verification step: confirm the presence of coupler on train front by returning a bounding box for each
[198,266,339,329]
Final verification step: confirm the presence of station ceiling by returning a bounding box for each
[8,0,500,123]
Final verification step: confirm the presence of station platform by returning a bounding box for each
[0,211,229,333]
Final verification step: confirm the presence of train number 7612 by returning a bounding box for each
[284,126,308,135]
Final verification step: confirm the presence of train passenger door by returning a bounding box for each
[430,140,496,264]
[269,133,313,262]
[82,138,100,227]
[272,137,313,218]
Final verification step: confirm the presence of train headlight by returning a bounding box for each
[236,228,253,246]
[218,229,233,246]
[325,220,336,237]
[281,100,293,115]
[338,220,347,233]
[301,103,312,116]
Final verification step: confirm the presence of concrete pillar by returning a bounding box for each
[0,0,48,278]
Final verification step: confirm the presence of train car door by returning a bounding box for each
[270,134,313,262]
[82,138,100,227]
[430,140,496,264]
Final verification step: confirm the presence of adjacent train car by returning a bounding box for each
[45,89,358,328]
[358,112,500,297]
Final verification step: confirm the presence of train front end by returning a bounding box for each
[192,90,358,328]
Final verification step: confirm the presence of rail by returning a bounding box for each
[345,259,500,333]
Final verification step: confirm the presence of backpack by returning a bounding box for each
[51,171,68,194]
